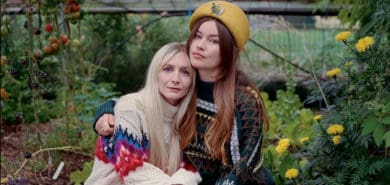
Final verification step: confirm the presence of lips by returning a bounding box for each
[167,87,181,92]
[191,52,205,59]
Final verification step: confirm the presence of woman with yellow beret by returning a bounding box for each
[93,1,275,184]
[181,1,274,184]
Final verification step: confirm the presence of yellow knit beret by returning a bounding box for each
[189,1,250,50]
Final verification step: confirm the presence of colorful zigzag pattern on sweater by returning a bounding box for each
[94,125,150,179]
[94,125,198,179]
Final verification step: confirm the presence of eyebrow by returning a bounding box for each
[197,30,219,38]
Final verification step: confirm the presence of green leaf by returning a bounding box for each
[373,124,385,147]
[384,102,390,112]
[362,116,377,136]
[382,116,390,125]
[384,131,390,147]
[70,160,94,185]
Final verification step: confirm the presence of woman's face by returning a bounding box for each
[158,51,192,105]
[189,20,221,81]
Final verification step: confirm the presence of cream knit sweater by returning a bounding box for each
[85,92,201,185]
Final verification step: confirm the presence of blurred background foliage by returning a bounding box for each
[1,0,389,184]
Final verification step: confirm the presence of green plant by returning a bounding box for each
[70,160,93,185]
[316,0,389,35]
[262,81,315,185]
[296,28,390,184]
[1,1,119,182]
[86,14,188,94]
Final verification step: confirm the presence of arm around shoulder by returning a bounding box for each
[93,99,117,134]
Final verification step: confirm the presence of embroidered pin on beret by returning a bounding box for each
[189,1,250,50]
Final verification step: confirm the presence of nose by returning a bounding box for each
[196,39,206,50]
[171,71,180,84]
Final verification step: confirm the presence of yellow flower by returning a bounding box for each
[276,138,290,154]
[332,135,341,145]
[327,124,344,135]
[355,36,374,52]
[313,114,322,121]
[326,68,341,77]
[300,137,310,143]
[285,168,299,179]
[344,61,353,67]
[335,31,352,42]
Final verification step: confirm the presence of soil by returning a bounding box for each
[1,123,94,185]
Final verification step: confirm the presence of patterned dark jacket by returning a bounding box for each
[183,79,275,185]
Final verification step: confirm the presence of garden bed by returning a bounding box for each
[1,123,93,185]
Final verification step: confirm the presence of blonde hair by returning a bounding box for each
[141,42,196,175]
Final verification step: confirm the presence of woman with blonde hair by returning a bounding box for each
[85,42,201,185]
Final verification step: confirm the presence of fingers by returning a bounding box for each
[108,114,115,128]
[99,122,114,136]
[95,116,105,133]
[96,114,115,136]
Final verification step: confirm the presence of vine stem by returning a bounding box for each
[27,0,42,144]
[302,37,330,111]
[13,146,82,177]
[310,64,330,111]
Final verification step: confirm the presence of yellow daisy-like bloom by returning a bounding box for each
[313,114,322,121]
[300,137,310,143]
[335,31,352,42]
[332,135,341,145]
[355,36,374,52]
[344,61,353,67]
[326,68,341,77]
[276,138,290,154]
[285,168,299,179]
[327,124,344,135]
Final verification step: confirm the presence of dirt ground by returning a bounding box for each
[1,123,93,185]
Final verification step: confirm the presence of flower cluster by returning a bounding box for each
[332,135,341,145]
[326,124,344,135]
[327,124,344,145]
[313,114,322,121]
[299,137,309,143]
[335,31,375,53]
[285,168,299,179]
[335,31,351,42]
[276,138,290,154]
[355,36,375,52]
[326,68,341,78]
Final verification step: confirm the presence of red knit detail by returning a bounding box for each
[94,137,109,163]
[115,145,144,179]
[181,161,198,172]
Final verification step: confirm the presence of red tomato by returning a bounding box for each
[60,35,69,45]
[45,23,53,32]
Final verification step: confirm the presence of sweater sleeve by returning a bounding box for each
[92,99,117,134]
[216,87,275,185]
[84,149,124,185]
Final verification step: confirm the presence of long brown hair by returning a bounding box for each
[183,17,236,164]
[181,17,269,164]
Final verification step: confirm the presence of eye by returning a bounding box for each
[209,38,219,44]
[195,33,202,39]
[181,68,191,76]
[162,66,173,72]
